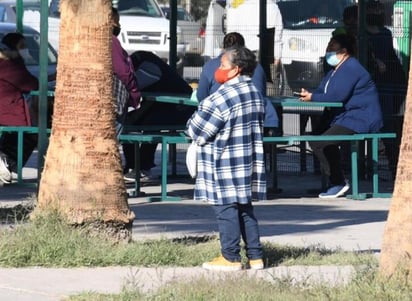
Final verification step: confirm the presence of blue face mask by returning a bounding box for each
[325,51,341,66]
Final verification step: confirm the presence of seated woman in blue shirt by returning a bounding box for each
[197,32,279,133]
[299,34,383,198]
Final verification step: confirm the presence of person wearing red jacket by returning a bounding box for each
[0,42,38,184]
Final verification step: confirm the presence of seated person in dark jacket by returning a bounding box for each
[299,34,383,198]
[122,51,195,182]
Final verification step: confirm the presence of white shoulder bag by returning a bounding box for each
[186,141,198,178]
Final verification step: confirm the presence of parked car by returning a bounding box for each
[48,0,186,75]
[0,22,57,81]
[0,0,60,51]
[159,5,205,65]
[203,0,357,92]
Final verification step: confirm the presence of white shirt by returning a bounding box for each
[226,0,283,59]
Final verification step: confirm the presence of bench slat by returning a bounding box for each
[1,125,397,200]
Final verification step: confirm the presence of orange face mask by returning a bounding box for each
[214,68,237,84]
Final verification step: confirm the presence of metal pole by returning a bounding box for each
[186,0,190,16]
[358,0,367,67]
[259,0,267,66]
[169,0,177,73]
[37,0,50,184]
[16,0,23,32]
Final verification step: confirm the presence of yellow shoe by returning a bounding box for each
[202,255,242,271]
[249,258,264,270]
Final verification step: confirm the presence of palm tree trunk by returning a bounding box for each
[380,59,412,275]
[35,0,134,229]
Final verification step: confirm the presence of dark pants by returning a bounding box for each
[309,124,355,186]
[381,115,403,176]
[377,88,405,177]
[0,132,37,173]
[212,203,263,262]
[122,100,196,171]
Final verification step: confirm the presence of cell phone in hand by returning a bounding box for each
[293,91,302,97]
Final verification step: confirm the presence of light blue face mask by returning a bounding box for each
[325,51,341,67]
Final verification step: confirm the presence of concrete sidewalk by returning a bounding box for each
[0,152,393,300]
[0,180,391,301]
[0,265,356,301]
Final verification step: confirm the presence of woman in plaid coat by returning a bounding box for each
[186,46,266,271]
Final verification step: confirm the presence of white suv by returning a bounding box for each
[112,0,185,75]
[47,0,186,75]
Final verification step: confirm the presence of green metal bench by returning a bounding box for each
[121,132,396,202]
[119,129,190,201]
[0,126,42,184]
[121,124,187,177]
[0,125,180,198]
[1,125,396,201]
[263,132,397,200]
[118,133,166,198]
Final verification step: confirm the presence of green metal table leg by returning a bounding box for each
[148,138,181,202]
[371,137,392,198]
[171,144,177,176]
[268,143,282,193]
[17,130,23,184]
[372,137,379,195]
[129,142,145,197]
[351,141,359,197]
[347,141,367,200]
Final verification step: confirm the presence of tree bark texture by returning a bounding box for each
[380,55,412,275]
[35,0,134,225]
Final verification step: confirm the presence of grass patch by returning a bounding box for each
[0,210,377,268]
[4,209,406,301]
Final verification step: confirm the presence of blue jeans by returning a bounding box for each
[212,203,263,262]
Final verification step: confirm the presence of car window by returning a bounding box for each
[113,0,163,17]
[161,6,195,22]
[0,32,57,66]
[278,0,355,29]
[178,8,193,22]
[0,7,5,22]
[17,2,43,18]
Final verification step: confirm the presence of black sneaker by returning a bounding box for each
[124,169,158,183]
[124,170,137,182]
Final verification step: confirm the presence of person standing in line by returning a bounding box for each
[197,32,267,100]
[197,32,280,135]
[187,46,266,271]
[111,7,141,137]
[299,34,383,198]
[0,42,39,184]
[332,4,359,38]
[365,0,406,179]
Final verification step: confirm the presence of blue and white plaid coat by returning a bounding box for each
[186,75,267,205]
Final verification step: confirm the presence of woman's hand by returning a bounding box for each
[299,88,312,102]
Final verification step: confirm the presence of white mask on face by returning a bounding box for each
[18,48,31,60]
